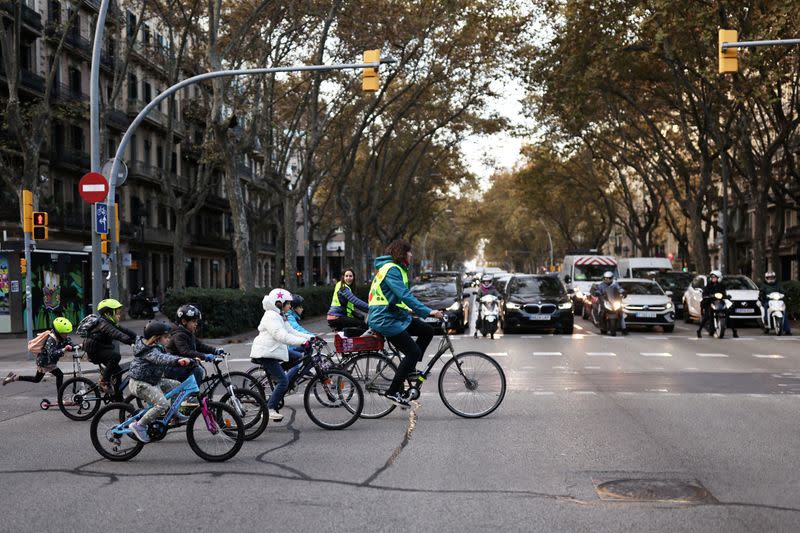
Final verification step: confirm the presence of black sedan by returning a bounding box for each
[501,275,574,334]
[410,273,467,333]
[646,270,694,319]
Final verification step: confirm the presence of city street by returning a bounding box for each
[2,308,799,532]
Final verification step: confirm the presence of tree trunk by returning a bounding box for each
[283,198,298,290]
[173,216,187,290]
[688,201,711,273]
[751,180,769,282]
[224,160,254,290]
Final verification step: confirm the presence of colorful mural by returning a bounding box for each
[0,254,9,316]
[23,253,89,331]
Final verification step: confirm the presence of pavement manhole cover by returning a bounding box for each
[595,479,712,503]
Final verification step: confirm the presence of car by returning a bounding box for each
[617,257,674,278]
[616,278,676,332]
[410,273,467,333]
[501,274,574,334]
[559,255,619,314]
[645,270,694,319]
[682,274,763,326]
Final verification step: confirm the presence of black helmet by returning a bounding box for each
[291,294,305,308]
[177,304,202,322]
[144,320,172,339]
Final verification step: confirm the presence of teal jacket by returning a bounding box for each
[367,256,433,337]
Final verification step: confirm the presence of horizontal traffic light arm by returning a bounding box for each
[721,38,800,50]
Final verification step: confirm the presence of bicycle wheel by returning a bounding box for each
[185,401,244,461]
[58,377,102,421]
[344,353,397,419]
[247,365,289,409]
[303,370,363,430]
[208,371,261,400]
[90,402,144,461]
[438,351,506,418]
[219,387,269,441]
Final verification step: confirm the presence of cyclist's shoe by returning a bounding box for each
[268,409,284,422]
[2,372,16,386]
[385,392,411,409]
[171,412,190,425]
[181,400,200,408]
[129,421,150,443]
[97,379,110,394]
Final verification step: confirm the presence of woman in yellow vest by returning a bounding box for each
[368,239,444,407]
[327,268,369,331]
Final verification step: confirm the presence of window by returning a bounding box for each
[142,25,150,44]
[157,145,164,168]
[143,140,151,164]
[48,0,60,23]
[68,67,81,94]
[20,42,32,71]
[143,81,152,101]
[70,125,84,151]
[128,73,138,99]
[127,11,137,39]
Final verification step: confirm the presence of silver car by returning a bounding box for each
[617,278,676,332]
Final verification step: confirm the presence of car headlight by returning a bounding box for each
[447,302,460,311]
[558,302,572,310]
[665,302,673,309]
[506,302,521,310]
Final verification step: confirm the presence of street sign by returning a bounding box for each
[96,202,108,234]
[101,158,128,187]
[78,172,109,203]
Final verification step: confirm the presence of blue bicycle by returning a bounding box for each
[89,373,245,462]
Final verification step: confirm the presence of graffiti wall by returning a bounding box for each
[0,254,9,333]
[23,252,89,331]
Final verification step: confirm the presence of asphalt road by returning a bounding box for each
[1,307,799,532]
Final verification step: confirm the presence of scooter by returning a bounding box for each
[763,292,787,336]
[475,294,499,339]
[598,293,624,336]
[129,287,158,319]
[705,292,733,339]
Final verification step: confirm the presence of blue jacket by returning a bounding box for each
[367,256,433,337]
[286,309,312,350]
[593,281,625,301]
[327,284,368,317]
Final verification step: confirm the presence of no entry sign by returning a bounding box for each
[78,172,109,204]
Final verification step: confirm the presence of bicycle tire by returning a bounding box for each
[438,351,506,418]
[343,353,397,419]
[90,402,144,461]
[185,401,244,461]
[247,365,291,410]
[58,376,102,421]
[303,370,363,430]
[219,387,269,441]
[208,371,262,400]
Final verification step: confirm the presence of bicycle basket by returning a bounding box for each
[334,332,385,353]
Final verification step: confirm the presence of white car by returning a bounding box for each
[682,274,763,325]
[616,278,675,332]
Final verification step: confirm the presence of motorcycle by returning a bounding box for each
[475,294,499,339]
[598,293,624,336]
[704,292,732,339]
[129,287,159,319]
[763,292,786,336]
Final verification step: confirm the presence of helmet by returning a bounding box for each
[97,298,123,313]
[264,288,292,311]
[709,270,722,281]
[481,274,493,284]
[291,294,305,308]
[765,271,777,282]
[603,271,614,279]
[53,317,73,334]
[144,320,172,339]
[177,304,202,322]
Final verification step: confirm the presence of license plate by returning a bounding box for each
[737,308,755,313]
[152,305,159,311]
[636,312,657,318]
[530,314,550,320]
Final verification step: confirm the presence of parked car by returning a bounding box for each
[682,274,763,326]
[559,255,619,314]
[616,278,675,332]
[411,273,467,333]
[501,274,574,334]
[617,257,673,278]
[646,270,694,319]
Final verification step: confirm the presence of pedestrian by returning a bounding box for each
[3,317,76,392]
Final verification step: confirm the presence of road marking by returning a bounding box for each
[775,337,799,341]
[732,337,755,340]
[641,352,672,357]
[485,352,508,357]
[574,324,584,331]
[533,391,554,395]
[573,391,596,395]
[696,353,729,358]
[520,365,537,369]
[521,335,542,339]
[586,352,616,356]
[227,358,253,362]
[533,351,562,356]
[644,336,668,340]
[753,354,784,359]
[583,366,602,370]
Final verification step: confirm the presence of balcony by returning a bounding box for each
[52,147,90,170]
[106,106,131,131]
[0,2,43,33]
[128,160,161,184]
[51,82,88,103]
[46,24,92,58]
[21,68,46,94]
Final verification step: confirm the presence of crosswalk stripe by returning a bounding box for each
[641,352,672,357]
[532,352,562,356]
[696,353,728,358]
[485,352,508,357]
[586,352,616,356]
[521,335,542,339]
[753,354,784,359]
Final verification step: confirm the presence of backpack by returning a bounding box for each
[27,330,55,354]
[76,314,100,338]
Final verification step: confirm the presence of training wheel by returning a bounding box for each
[40,399,51,410]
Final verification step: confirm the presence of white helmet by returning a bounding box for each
[603,271,614,279]
[263,288,293,311]
[709,270,722,281]
[765,271,777,282]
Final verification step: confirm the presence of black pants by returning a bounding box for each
[17,368,64,392]
[698,304,737,335]
[328,316,367,333]
[89,349,122,385]
[386,318,434,396]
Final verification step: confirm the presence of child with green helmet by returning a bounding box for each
[82,298,137,395]
[3,317,79,392]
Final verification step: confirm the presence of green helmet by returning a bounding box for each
[53,317,73,334]
[97,298,123,312]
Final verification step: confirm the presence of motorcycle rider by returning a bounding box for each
[592,271,627,334]
[165,304,225,384]
[83,298,137,394]
[759,271,791,335]
[476,274,502,328]
[697,270,738,338]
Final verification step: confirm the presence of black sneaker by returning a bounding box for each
[385,392,410,408]
[696,330,702,339]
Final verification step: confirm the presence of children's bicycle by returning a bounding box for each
[90,369,245,462]
[54,352,131,421]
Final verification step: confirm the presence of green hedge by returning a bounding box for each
[783,280,800,320]
[162,285,369,337]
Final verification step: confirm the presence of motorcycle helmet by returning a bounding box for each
[53,317,73,334]
[765,271,777,283]
[481,274,493,285]
[291,294,305,308]
[603,271,614,284]
[709,270,722,281]
[177,304,202,322]
[144,320,172,339]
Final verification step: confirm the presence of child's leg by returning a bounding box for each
[16,372,47,384]
[130,379,171,426]
[50,368,64,391]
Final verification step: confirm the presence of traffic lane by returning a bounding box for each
[0,390,798,531]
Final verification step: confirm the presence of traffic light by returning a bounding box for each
[22,189,33,233]
[719,29,738,73]
[32,211,48,240]
[101,232,109,254]
[362,49,380,92]
[20,258,26,274]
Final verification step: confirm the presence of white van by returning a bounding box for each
[559,255,619,312]
[617,257,673,278]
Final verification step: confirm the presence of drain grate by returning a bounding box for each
[595,479,713,503]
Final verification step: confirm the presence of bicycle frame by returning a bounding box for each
[113,374,204,438]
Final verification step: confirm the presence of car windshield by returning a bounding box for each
[653,273,693,292]
[619,281,664,295]
[722,277,758,290]
[410,281,457,299]
[631,267,669,278]
[511,277,565,298]
[574,264,617,281]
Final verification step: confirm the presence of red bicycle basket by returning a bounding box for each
[334,332,385,353]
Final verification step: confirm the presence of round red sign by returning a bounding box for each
[78,172,109,203]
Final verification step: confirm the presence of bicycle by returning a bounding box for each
[90,368,245,462]
[358,317,506,418]
[55,352,132,421]
[245,340,364,430]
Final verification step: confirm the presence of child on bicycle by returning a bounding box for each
[251,288,314,422]
[82,299,137,394]
[128,320,193,443]
[3,317,77,393]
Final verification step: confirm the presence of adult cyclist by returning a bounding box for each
[368,239,443,408]
[327,268,369,332]
[83,298,137,395]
